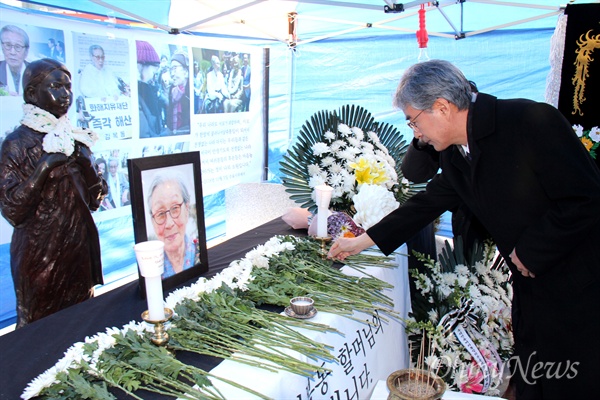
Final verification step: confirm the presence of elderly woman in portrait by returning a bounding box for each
[0,58,107,328]
[147,174,198,278]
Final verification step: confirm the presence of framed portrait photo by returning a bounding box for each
[128,151,208,293]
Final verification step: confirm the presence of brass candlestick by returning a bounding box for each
[314,236,332,259]
[141,308,174,346]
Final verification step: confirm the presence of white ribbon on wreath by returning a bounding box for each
[438,298,503,393]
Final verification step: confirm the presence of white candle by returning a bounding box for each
[314,185,333,238]
[144,275,166,321]
[134,241,166,321]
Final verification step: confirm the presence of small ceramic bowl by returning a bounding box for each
[290,297,314,315]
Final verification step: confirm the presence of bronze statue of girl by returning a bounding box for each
[0,58,107,328]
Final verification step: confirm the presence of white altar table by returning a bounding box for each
[208,245,411,399]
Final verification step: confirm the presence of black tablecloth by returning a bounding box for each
[0,217,304,400]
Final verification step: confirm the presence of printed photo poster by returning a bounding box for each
[190,46,261,195]
[135,41,192,138]
[0,22,65,142]
[93,148,131,212]
[193,48,251,115]
[71,32,133,142]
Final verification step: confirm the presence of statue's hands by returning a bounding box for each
[23,153,68,195]
[72,146,94,170]
[72,145,102,186]
[39,153,69,171]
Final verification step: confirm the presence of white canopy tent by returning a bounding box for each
[8,0,578,46]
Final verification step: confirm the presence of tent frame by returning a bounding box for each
[20,0,564,45]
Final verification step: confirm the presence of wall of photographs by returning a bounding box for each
[0,7,266,325]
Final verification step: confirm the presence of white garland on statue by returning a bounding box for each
[20,104,98,156]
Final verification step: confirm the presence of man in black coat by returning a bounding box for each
[401,80,491,258]
[329,59,600,399]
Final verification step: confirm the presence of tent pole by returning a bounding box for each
[287,47,296,143]
[263,48,270,182]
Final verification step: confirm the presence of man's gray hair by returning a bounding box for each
[394,59,473,112]
[0,25,29,47]
[89,44,104,57]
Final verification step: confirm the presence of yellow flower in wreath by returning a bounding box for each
[349,157,388,185]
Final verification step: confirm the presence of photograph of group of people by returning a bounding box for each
[192,48,251,114]
[136,43,252,138]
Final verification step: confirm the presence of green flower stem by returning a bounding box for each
[170,315,333,377]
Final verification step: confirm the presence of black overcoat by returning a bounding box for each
[368,93,600,398]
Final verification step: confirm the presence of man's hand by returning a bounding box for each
[328,234,375,261]
[510,249,536,278]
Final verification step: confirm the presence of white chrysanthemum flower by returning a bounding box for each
[198,275,219,293]
[329,172,344,187]
[350,126,364,140]
[324,130,336,141]
[338,123,352,137]
[60,342,86,370]
[337,149,356,161]
[252,255,270,269]
[474,262,488,276]
[307,163,322,176]
[352,184,399,230]
[428,309,439,324]
[328,162,343,174]
[455,265,469,276]
[308,174,327,189]
[347,136,361,148]
[589,126,600,142]
[442,273,458,285]
[489,269,505,284]
[374,147,389,159]
[367,130,380,143]
[360,141,374,153]
[122,320,148,336]
[166,283,198,308]
[311,142,329,156]
[573,124,584,137]
[438,285,452,298]
[456,275,469,288]
[331,186,346,199]
[482,275,494,288]
[469,285,482,299]
[21,366,60,399]
[320,156,335,167]
[330,139,345,152]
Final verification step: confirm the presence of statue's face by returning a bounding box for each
[31,69,73,118]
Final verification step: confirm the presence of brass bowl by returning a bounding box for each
[387,369,446,400]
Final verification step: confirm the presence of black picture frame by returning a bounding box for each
[128,151,208,295]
